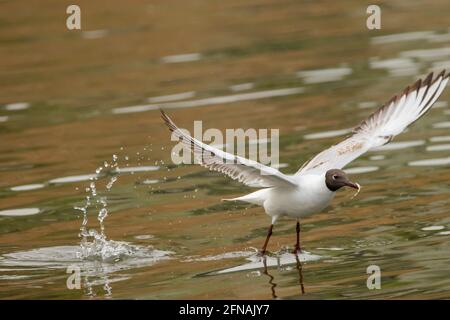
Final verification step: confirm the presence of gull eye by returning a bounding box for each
[332,175,338,180]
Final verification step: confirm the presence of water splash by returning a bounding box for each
[0,244,173,298]
[69,150,175,296]
[73,150,167,268]
[75,154,121,260]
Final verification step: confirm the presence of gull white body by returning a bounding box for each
[229,174,335,222]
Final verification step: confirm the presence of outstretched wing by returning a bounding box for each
[297,70,449,176]
[161,110,297,188]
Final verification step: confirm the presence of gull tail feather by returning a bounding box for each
[222,189,269,206]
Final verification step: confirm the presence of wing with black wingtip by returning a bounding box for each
[296,70,450,175]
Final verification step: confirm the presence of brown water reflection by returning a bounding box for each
[1,0,450,299]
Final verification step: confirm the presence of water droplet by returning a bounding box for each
[90,182,97,196]
[106,176,117,190]
[98,208,108,223]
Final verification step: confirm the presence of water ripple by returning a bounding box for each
[345,166,379,174]
[10,184,46,192]
[206,252,322,275]
[371,31,435,44]
[0,208,40,216]
[303,128,351,140]
[372,140,425,151]
[160,53,202,64]
[112,87,304,114]
[49,174,98,184]
[408,157,450,167]
[433,121,450,129]
[430,136,450,142]
[296,67,352,84]
[147,91,196,103]
[421,226,445,231]
[426,144,450,152]
[4,102,30,111]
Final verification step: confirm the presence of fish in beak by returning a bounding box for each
[346,180,361,200]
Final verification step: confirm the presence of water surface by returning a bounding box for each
[1,0,450,299]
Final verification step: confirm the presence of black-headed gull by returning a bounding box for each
[161,70,449,254]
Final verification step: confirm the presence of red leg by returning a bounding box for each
[261,224,273,255]
[293,220,302,254]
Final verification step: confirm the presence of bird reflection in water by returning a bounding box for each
[202,250,320,298]
[262,256,278,298]
[262,253,305,298]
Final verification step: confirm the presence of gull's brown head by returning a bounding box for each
[325,169,359,192]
